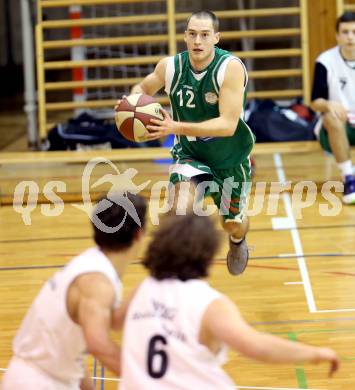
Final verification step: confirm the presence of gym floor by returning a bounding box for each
[0,142,355,389]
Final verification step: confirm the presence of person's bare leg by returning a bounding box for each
[323,113,350,163]
[221,217,249,239]
[323,113,355,204]
[168,181,196,215]
[221,216,249,275]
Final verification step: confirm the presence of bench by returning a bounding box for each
[0,141,321,165]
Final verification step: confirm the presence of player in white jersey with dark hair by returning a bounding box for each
[310,11,355,204]
[120,214,339,389]
[2,192,146,390]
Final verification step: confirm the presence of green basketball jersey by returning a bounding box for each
[166,47,255,169]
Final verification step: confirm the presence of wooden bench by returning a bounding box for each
[0,141,322,165]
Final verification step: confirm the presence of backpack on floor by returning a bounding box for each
[246,99,317,143]
[46,112,160,150]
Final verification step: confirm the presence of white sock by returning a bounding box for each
[337,160,353,179]
[230,236,243,244]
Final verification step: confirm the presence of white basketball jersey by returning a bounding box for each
[121,277,235,390]
[316,46,355,111]
[12,247,122,386]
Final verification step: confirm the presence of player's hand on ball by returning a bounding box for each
[147,108,179,139]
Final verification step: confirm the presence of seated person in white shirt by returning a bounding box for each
[310,11,355,204]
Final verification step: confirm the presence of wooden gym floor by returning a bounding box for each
[0,145,355,390]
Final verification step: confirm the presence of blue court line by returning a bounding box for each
[101,365,105,390]
[0,236,89,244]
[233,253,355,260]
[93,358,97,387]
[1,252,355,272]
[256,223,355,232]
[1,258,355,329]
[0,264,64,271]
[1,223,354,244]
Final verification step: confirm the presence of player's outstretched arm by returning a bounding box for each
[131,57,168,95]
[147,59,245,139]
[75,273,121,375]
[202,296,339,377]
[114,58,168,111]
[310,98,348,122]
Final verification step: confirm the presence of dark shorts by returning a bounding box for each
[318,122,355,153]
[169,154,251,222]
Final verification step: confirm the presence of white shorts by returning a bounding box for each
[1,357,80,390]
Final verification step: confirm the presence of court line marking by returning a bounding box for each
[273,327,355,335]
[256,223,355,232]
[0,236,90,244]
[316,309,355,313]
[276,252,355,259]
[273,153,355,313]
[236,388,325,390]
[253,317,355,326]
[284,282,303,285]
[0,265,64,271]
[95,380,328,390]
[273,153,316,313]
[0,225,355,244]
[0,368,327,390]
[1,252,355,272]
[288,333,308,389]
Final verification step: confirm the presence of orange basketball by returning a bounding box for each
[115,94,163,142]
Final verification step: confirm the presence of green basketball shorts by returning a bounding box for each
[169,150,252,222]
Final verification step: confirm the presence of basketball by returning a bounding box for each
[115,94,163,142]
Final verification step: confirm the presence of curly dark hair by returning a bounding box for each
[92,192,146,251]
[143,214,220,281]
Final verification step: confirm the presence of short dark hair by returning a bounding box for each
[336,11,355,32]
[92,192,146,251]
[186,10,219,32]
[143,214,220,281]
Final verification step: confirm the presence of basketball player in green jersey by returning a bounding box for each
[122,11,255,275]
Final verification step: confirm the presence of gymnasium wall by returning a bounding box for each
[0,0,338,98]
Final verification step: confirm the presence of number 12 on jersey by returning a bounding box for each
[176,89,197,141]
[177,89,196,108]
